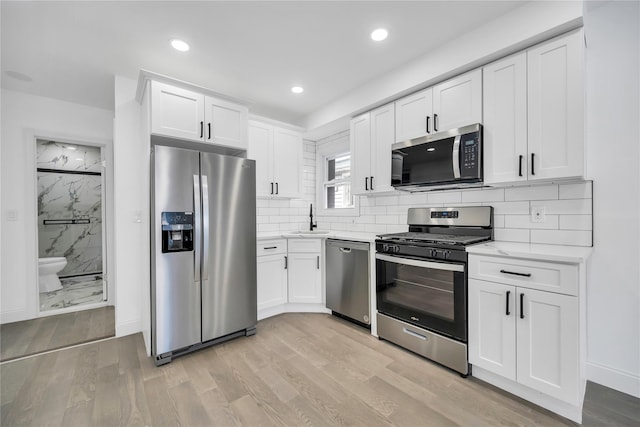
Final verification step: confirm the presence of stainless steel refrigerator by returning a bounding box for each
[151,140,257,366]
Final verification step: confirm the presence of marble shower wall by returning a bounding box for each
[37,140,103,277]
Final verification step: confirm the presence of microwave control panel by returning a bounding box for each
[460,133,480,177]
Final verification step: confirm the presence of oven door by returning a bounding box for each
[375,253,467,342]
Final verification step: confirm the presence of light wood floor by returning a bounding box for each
[1,313,638,426]
[0,306,115,362]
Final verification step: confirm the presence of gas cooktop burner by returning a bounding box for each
[377,232,490,246]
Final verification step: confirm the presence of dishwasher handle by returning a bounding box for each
[326,239,370,252]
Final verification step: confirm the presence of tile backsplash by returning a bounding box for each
[257,138,593,247]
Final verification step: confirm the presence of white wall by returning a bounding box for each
[584,0,640,397]
[113,76,149,338]
[0,89,114,323]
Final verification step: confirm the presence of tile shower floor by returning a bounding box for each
[40,275,104,312]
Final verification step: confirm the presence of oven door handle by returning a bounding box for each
[375,253,465,272]
[452,135,461,179]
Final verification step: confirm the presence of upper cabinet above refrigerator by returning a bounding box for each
[147,80,249,150]
[395,69,482,143]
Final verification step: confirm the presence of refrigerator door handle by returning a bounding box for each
[193,174,201,283]
[202,174,210,281]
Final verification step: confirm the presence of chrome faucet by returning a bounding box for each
[309,203,317,231]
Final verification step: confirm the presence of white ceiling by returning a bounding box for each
[1,1,528,127]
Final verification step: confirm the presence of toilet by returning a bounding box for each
[38,257,67,293]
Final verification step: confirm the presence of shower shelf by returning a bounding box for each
[43,219,91,225]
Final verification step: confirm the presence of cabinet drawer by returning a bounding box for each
[257,239,287,256]
[469,255,578,296]
[287,238,321,253]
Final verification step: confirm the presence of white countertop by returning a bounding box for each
[466,241,593,264]
[257,230,378,243]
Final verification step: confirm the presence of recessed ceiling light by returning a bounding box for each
[291,86,304,94]
[371,28,388,42]
[170,39,190,52]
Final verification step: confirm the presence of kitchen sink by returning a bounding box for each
[288,230,331,235]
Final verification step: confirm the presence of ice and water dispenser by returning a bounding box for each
[161,212,194,253]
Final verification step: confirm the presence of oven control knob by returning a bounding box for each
[444,250,451,259]
[430,249,438,258]
[382,244,389,252]
[393,245,400,254]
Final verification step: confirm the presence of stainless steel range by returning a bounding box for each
[375,206,493,376]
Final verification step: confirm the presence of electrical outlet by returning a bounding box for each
[531,206,545,223]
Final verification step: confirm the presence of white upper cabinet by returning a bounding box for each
[350,103,395,196]
[151,82,205,141]
[394,88,433,142]
[203,97,248,149]
[151,81,248,149]
[483,30,584,185]
[248,120,303,199]
[394,69,482,143]
[527,30,584,181]
[432,69,483,132]
[350,112,371,195]
[483,52,529,184]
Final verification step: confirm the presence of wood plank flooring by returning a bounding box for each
[0,306,115,362]
[1,313,638,426]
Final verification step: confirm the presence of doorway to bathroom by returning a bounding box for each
[36,139,107,313]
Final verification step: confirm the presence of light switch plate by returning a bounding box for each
[531,206,545,223]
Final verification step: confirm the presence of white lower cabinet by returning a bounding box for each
[287,239,322,304]
[469,279,579,403]
[256,240,287,311]
[468,253,585,422]
[256,238,324,318]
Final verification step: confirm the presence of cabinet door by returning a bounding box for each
[204,97,248,149]
[350,113,372,195]
[257,254,288,311]
[394,88,433,142]
[527,30,584,181]
[273,127,303,199]
[248,121,275,198]
[468,279,517,380]
[483,53,528,184]
[433,69,482,132]
[288,252,322,303]
[370,104,395,194]
[151,82,204,142]
[516,288,579,404]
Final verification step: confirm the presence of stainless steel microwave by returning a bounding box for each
[391,123,483,191]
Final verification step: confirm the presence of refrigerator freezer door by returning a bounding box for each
[201,153,257,342]
[152,145,202,355]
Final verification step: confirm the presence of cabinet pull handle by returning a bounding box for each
[365,177,369,191]
[200,121,204,139]
[370,176,374,191]
[316,255,320,269]
[531,153,535,175]
[425,116,430,133]
[520,293,525,319]
[270,182,274,195]
[500,269,531,278]
[275,182,279,195]
[518,155,523,177]
[506,290,511,316]
[284,255,288,269]
[263,246,277,250]
[433,113,438,132]
[208,122,211,140]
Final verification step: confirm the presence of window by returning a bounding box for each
[315,130,358,216]
[324,153,353,209]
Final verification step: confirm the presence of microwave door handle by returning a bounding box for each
[452,135,461,179]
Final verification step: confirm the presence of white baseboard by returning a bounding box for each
[587,361,640,398]
[258,303,330,321]
[116,319,142,337]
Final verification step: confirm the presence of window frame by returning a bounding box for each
[315,131,359,217]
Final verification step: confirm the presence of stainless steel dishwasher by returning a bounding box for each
[326,239,370,327]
